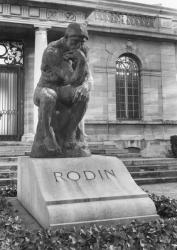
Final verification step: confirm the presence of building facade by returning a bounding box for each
[0,0,177,157]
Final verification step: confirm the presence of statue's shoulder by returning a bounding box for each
[45,38,65,54]
[42,38,66,63]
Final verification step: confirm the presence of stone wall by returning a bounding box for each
[85,32,177,157]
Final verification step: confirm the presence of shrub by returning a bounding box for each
[149,193,177,218]
[1,185,177,249]
[0,184,17,197]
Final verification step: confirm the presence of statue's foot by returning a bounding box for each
[63,133,76,150]
[63,140,76,150]
[44,136,62,154]
[30,144,61,158]
[30,138,63,158]
[63,143,91,157]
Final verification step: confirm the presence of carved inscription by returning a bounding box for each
[54,169,116,182]
[94,10,155,28]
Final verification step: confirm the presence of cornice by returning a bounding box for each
[28,0,177,17]
[98,0,177,16]
[87,24,177,42]
[29,0,99,9]
[0,1,177,41]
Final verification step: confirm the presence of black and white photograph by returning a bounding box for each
[0,0,177,249]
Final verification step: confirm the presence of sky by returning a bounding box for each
[126,0,177,9]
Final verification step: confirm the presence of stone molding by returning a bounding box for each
[88,10,156,29]
[106,50,146,69]
[0,2,177,39]
[85,119,177,125]
[0,3,85,25]
[141,70,161,77]
[94,66,115,74]
[94,67,162,77]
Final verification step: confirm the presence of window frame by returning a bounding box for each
[115,54,141,120]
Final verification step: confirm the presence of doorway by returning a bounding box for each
[0,41,24,140]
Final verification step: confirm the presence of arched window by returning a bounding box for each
[116,54,141,120]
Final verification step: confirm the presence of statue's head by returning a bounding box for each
[65,23,88,50]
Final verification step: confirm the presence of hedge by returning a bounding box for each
[0,185,177,250]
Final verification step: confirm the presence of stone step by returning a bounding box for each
[0,157,18,163]
[91,151,141,158]
[0,178,17,186]
[0,156,18,186]
[0,169,17,174]
[0,142,142,158]
[124,161,177,167]
[126,164,177,172]
[0,143,31,157]
[0,155,177,186]
[134,177,177,185]
[0,172,17,179]
[0,164,17,171]
[123,158,177,166]
[89,142,141,158]
[131,170,177,178]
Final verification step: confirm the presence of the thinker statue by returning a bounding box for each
[30,23,93,158]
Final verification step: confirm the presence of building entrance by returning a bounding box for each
[0,41,23,140]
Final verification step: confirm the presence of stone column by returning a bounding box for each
[33,26,48,131]
[22,26,48,142]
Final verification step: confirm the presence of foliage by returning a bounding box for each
[2,184,177,219]
[149,192,177,218]
[0,186,177,249]
[0,184,17,197]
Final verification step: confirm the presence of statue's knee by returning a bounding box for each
[40,91,57,106]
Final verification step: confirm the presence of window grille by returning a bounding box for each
[116,55,141,120]
[0,41,23,65]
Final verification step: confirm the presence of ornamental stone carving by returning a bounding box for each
[0,3,85,23]
[92,10,156,28]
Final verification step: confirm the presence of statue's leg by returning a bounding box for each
[31,87,61,157]
[64,97,89,142]
[77,117,88,142]
[53,85,90,156]
[40,88,59,149]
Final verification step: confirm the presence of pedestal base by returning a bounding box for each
[17,155,158,228]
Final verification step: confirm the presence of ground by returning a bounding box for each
[141,182,177,199]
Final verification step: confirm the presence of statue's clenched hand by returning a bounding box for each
[63,50,86,63]
[73,83,89,102]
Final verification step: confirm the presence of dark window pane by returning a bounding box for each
[134,104,139,112]
[121,111,126,118]
[128,104,133,110]
[134,88,139,95]
[128,111,134,119]
[128,96,133,103]
[116,55,141,120]
[120,95,125,102]
[120,103,125,110]
[134,111,140,119]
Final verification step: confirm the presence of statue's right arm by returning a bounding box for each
[41,47,74,84]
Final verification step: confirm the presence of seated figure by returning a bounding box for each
[30,23,93,158]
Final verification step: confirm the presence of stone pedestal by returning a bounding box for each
[17,155,158,228]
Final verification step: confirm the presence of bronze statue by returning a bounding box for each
[30,23,93,158]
